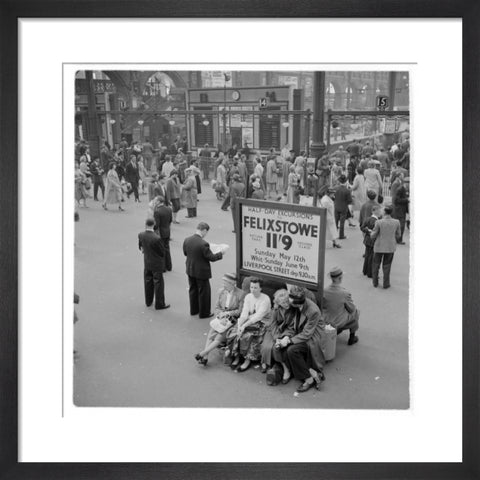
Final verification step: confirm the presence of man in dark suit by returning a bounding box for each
[370,205,402,289]
[138,218,169,310]
[229,174,245,233]
[334,175,352,240]
[183,222,226,318]
[153,196,173,272]
[361,204,381,278]
[126,155,140,202]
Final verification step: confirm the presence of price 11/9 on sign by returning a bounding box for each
[239,202,326,285]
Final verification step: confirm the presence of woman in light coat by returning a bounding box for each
[351,167,367,213]
[102,162,124,211]
[319,186,341,248]
[364,160,383,196]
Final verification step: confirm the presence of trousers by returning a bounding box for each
[272,342,312,381]
[144,269,166,309]
[335,209,347,238]
[372,252,395,287]
[363,245,374,277]
[188,275,211,317]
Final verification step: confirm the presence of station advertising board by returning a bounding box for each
[236,199,327,295]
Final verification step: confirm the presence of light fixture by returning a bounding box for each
[282,121,290,128]
[137,119,144,125]
[109,119,116,124]
[202,119,210,126]
[169,119,175,126]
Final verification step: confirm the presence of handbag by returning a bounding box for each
[209,316,232,334]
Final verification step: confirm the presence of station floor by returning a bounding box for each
[73,181,409,409]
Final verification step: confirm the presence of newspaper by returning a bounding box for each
[209,243,229,255]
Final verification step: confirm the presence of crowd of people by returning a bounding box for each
[76,132,410,391]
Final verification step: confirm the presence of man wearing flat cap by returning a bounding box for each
[323,266,360,345]
[229,173,245,233]
[272,285,326,393]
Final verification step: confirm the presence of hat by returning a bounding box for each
[289,288,306,305]
[232,173,241,182]
[169,169,178,177]
[329,266,343,278]
[327,187,336,194]
[222,273,237,284]
[252,180,261,189]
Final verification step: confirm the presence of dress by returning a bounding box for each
[319,194,338,241]
[226,292,271,361]
[104,168,123,204]
[74,169,87,202]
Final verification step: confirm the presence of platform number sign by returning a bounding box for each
[259,97,268,108]
[376,95,389,111]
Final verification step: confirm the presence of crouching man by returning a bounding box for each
[323,266,360,345]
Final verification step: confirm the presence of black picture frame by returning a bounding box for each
[1,1,478,479]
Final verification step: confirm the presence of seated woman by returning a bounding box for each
[260,289,295,380]
[195,273,245,366]
[226,277,271,372]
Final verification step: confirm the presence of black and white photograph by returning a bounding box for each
[12,16,470,472]
[73,68,411,409]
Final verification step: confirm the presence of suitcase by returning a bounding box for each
[324,324,337,362]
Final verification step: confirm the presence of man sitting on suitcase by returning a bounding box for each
[323,266,360,345]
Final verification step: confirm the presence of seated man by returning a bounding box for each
[271,286,326,393]
[323,266,360,345]
[195,273,245,366]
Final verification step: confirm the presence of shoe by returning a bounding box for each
[348,223,356,227]
[348,335,359,345]
[194,353,203,363]
[173,221,180,224]
[397,241,405,245]
[155,304,170,310]
[373,283,378,288]
[333,242,342,248]
[237,361,251,372]
[339,236,347,239]
[296,379,316,393]
[260,364,268,374]
[383,285,391,289]
[221,207,228,211]
[118,206,125,211]
[281,373,291,384]
[230,358,241,370]
[199,313,214,319]
[232,230,236,233]
[94,198,98,201]
[102,204,107,210]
